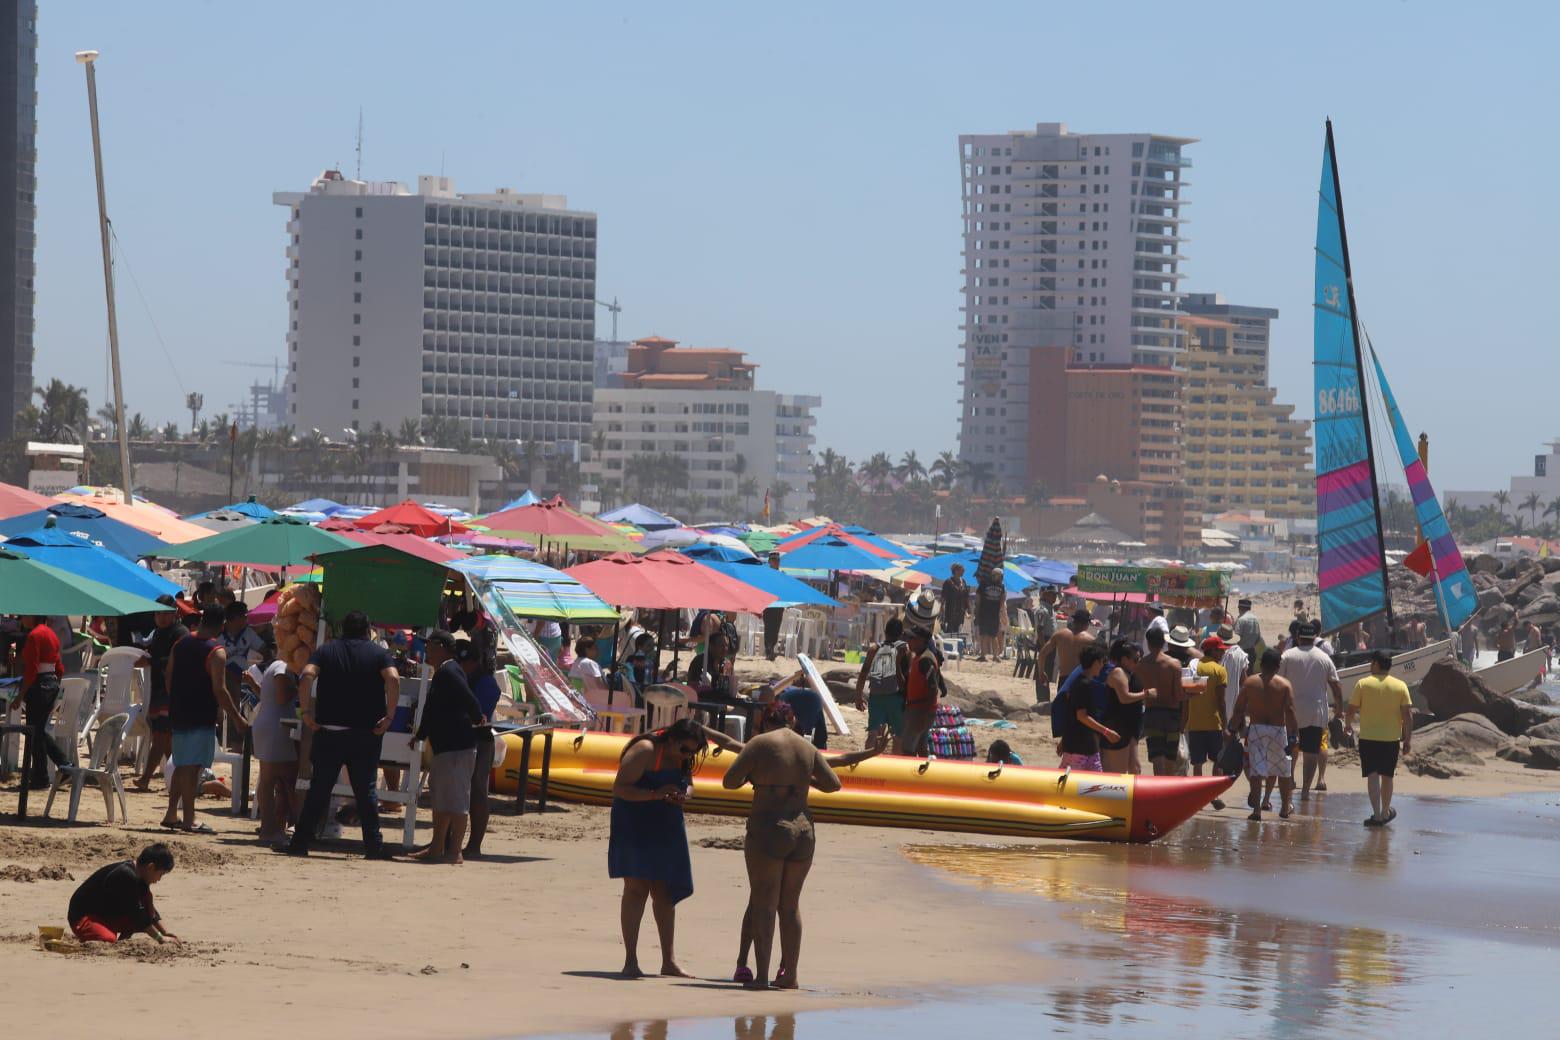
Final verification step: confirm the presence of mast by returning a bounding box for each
[1325,118,1395,637]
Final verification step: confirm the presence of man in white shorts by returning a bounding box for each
[1228,649,1299,821]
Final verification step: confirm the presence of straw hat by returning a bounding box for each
[1167,625,1196,650]
[905,588,942,625]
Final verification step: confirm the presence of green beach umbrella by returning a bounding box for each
[151,515,360,568]
[0,548,172,616]
[737,530,780,554]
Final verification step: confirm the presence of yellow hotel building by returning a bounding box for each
[1179,295,1314,521]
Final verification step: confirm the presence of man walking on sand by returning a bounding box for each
[1279,621,1345,798]
[163,605,248,833]
[1234,598,1263,657]
[1345,650,1413,827]
[1037,609,1095,704]
[1228,649,1299,820]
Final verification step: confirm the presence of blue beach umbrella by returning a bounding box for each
[907,550,1034,597]
[778,538,899,574]
[680,545,838,607]
[2,517,182,600]
[499,490,540,511]
[188,495,277,521]
[598,503,680,531]
[0,503,169,560]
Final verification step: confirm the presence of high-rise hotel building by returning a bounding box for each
[0,1,36,436]
[275,172,596,452]
[957,123,1193,490]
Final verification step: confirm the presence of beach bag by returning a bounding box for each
[1216,735,1246,778]
[1050,672,1078,739]
[926,726,978,760]
[866,641,903,697]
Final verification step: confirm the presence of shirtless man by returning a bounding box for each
[720,707,850,991]
[1037,609,1096,704]
[1496,619,1518,662]
[1524,619,1546,654]
[1228,649,1299,821]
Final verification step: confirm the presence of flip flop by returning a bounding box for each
[183,823,217,835]
[1383,808,1397,825]
[1315,783,1328,792]
[1364,816,1382,827]
[733,967,753,983]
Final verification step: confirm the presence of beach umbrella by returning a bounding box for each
[420,502,474,521]
[976,516,1004,583]
[325,525,471,565]
[55,491,212,543]
[451,555,620,622]
[641,527,701,551]
[2,518,182,601]
[478,495,640,553]
[187,509,260,532]
[597,503,680,531]
[1012,556,1078,588]
[352,499,471,538]
[437,533,536,553]
[152,515,360,568]
[566,550,777,613]
[0,503,169,560]
[0,480,54,520]
[680,545,838,607]
[187,495,276,522]
[775,522,903,559]
[774,537,898,574]
[906,550,1032,598]
[0,548,171,616]
[737,529,781,554]
[286,497,344,516]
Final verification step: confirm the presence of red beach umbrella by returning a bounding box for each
[565,550,777,613]
[0,480,54,521]
[352,499,471,538]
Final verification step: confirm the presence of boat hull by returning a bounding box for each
[497,731,1231,844]
[1471,647,1548,696]
[1339,638,1454,710]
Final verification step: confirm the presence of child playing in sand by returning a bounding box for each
[67,844,180,944]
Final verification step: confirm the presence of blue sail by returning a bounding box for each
[1369,347,1478,631]
[1314,129,1388,632]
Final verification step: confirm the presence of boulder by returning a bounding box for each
[1497,740,1537,765]
[1524,718,1560,742]
[1403,744,1480,778]
[1418,661,1547,735]
[1528,742,1560,771]
[1541,571,1560,594]
[1509,687,1555,706]
[1411,713,1511,754]
[1542,557,1560,574]
[1470,553,1502,575]
[1481,602,1517,630]
[1519,594,1560,624]
[1472,570,1500,590]
[1476,587,1508,611]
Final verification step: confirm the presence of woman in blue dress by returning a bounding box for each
[610,717,708,978]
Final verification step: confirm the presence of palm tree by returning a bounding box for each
[1026,479,1051,508]
[160,421,180,442]
[737,477,760,520]
[960,459,995,496]
[931,450,959,489]
[1545,498,1560,533]
[897,450,926,486]
[681,491,706,521]
[33,379,90,442]
[127,413,150,440]
[769,481,794,520]
[397,417,423,447]
[1522,492,1543,528]
[862,452,894,495]
[1494,490,1511,518]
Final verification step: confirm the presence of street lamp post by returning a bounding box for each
[75,49,133,508]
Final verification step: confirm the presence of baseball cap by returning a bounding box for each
[1297,620,1320,638]
[1200,635,1228,653]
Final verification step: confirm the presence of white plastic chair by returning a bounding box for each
[213,712,247,815]
[84,646,144,757]
[642,686,691,730]
[44,712,131,824]
[577,675,646,734]
[47,675,98,770]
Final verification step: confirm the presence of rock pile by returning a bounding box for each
[1416,659,1560,771]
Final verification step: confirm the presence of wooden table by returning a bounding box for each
[494,722,553,815]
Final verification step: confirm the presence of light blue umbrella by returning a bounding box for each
[0,503,169,560]
[188,495,276,521]
[499,490,540,511]
[778,538,898,574]
[908,550,1032,598]
[598,503,679,531]
[681,545,837,607]
[3,518,181,601]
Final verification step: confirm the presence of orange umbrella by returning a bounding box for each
[56,491,211,543]
[565,550,777,613]
[351,499,471,538]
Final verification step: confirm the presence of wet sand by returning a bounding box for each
[549,790,1560,1038]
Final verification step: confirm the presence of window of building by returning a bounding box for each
[354,271,362,283]
[352,400,359,410]
[354,229,363,239]
[355,206,363,218]
[353,292,361,303]
[352,356,360,368]
[354,249,362,261]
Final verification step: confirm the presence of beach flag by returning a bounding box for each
[1402,540,1434,578]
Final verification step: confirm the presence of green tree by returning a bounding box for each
[897,450,926,486]
[769,481,794,520]
[960,459,995,496]
[1494,490,1511,518]
[34,379,90,443]
[1522,492,1543,528]
[931,450,959,489]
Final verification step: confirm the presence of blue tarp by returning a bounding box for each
[598,503,679,531]
[0,504,169,560]
[3,521,181,600]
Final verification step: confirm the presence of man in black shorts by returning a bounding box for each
[1134,627,1185,775]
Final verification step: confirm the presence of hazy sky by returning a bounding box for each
[31,1,1559,492]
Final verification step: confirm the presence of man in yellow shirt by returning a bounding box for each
[1344,650,1413,828]
[1187,636,1229,809]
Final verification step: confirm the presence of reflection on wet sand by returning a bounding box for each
[607,1017,795,1040]
[904,818,1414,1037]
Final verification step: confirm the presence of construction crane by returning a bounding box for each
[594,296,623,342]
[223,358,283,382]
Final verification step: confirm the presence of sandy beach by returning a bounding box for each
[5,631,1560,1039]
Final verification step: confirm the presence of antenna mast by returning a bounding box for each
[355,108,363,180]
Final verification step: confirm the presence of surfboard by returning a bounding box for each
[798,652,849,736]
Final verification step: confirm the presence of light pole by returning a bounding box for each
[75,49,133,507]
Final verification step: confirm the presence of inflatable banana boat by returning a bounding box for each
[495,731,1231,843]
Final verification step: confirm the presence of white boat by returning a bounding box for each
[1338,638,1454,710]
[1470,647,1549,696]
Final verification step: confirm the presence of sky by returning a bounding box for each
[30,1,1560,492]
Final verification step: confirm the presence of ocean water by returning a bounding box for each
[535,792,1560,1039]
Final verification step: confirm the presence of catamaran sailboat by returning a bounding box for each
[1313,121,1546,702]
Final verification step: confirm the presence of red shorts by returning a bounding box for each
[71,916,130,943]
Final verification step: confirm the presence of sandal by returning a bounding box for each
[733,966,753,983]
[183,823,217,835]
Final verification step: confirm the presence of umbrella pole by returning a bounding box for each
[606,620,620,707]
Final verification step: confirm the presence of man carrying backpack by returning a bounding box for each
[1051,645,1117,771]
[854,617,907,742]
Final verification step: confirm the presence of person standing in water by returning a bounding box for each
[1345,650,1413,827]
[721,702,843,991]
[1229,649,1299,820]
[609,718,708,979]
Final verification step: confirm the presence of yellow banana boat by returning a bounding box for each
[496,731,1230,843]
